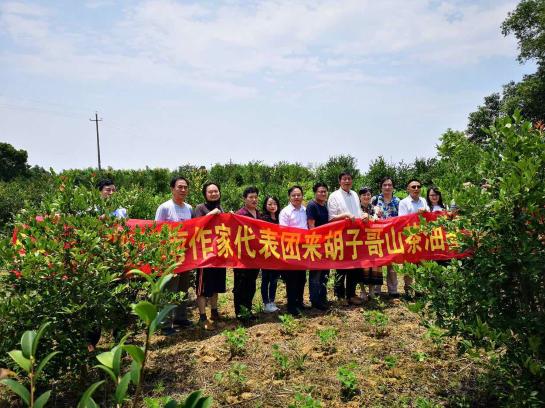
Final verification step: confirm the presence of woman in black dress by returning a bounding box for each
[259,196,281,312]
[194,182,227,327]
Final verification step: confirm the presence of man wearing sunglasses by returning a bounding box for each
[399,179,429,216]
[397,178,429,298]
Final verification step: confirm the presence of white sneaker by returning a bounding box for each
[270,302,279,312]
[264,303,274,313]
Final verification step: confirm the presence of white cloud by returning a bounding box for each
[0,0,520,98]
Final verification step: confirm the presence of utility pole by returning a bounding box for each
[89,112,103,171]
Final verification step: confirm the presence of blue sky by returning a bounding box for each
[0,0,536,171]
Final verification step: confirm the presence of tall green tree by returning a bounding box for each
[0,142,29,181]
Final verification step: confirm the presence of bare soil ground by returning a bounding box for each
[138,272,484,407]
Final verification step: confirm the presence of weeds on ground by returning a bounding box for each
[224,327,248,358]
[412,351,428,362]
[363,310,389,337]
[384,355,398,369]
[214,362,248,396]
[271,344,307,379]
[288,392,322,408]
[337,362,359,401]
[279,314,300,336]
[316,327,337,354]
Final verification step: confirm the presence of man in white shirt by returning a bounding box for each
[279,185,308,316]
[398,179,429,216]
[397,178,429,298]
[327,171,363,306]
[155,176,194,334]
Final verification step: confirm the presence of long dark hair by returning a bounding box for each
[426,187,444,209]
[262,195,280,219]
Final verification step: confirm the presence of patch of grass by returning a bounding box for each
[288,392,322,408]
[337,362,359,401]
[384,355,398,369]
[316,327,337,353]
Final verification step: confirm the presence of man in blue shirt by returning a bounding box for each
[306,182,330,310]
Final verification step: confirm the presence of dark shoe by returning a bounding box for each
[298,303,311,310]
[210,309,221,321]
[348,296,363,305]
[388,293,401,299]
[161,327,177,336]
[313,302,330,311]
[173,319,193,328]
[287,308,301,317]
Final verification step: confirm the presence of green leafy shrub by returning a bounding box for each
[0,322,58,408]
[288,392,322,408]
[224,327,248,358]
[337,362,359,401]
[363,310,389,337]
[316,328,337,353]
[279,314,300,336]
[214,363,248,396]
[416,113,545,405]
[0,175,182,383]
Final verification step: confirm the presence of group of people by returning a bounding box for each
[97,172,448,333]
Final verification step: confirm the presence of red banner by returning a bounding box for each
[127,212,466,272]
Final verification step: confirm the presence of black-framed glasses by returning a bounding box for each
[409,185,421,190]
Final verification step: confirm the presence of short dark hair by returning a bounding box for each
[97,178,114,191]
[262,195,280,218]
[242,186,259,198]
[406,178,422,187]
[338,171,352,181]
[202,181,221,198]
[288,185,303,196]
[359,186,372,195]
[312,182,328,193]
[379,176,394,189]
[170,176,189,189]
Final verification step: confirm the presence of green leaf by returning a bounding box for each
[112,346,123,377]
[36,351,60,377]
[34,390,52,408]
[130,359,141,386]
[95,347,117,370]
[8,350,31,372]
[114,372,132,404]
[21,330,36,359]
[195,396,212,408]
[183,390,203,408]
[123,345,145,365]
[94,364,117,383]
[132,301,157,326]
[128,268,153,283]
[163,400,178,408]
[150,304,176,336]
[32,322,51,356]
[0,379,30,405]
[77,380,104,408]
[157,272,174,293]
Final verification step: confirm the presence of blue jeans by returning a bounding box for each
[261,270,280,304]
[309,270,329,305]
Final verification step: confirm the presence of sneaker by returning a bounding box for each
[270,302,279,312]
[264,303,275,313]
[313,302,330,311]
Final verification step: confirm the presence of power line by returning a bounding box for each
[89,112,103,171]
